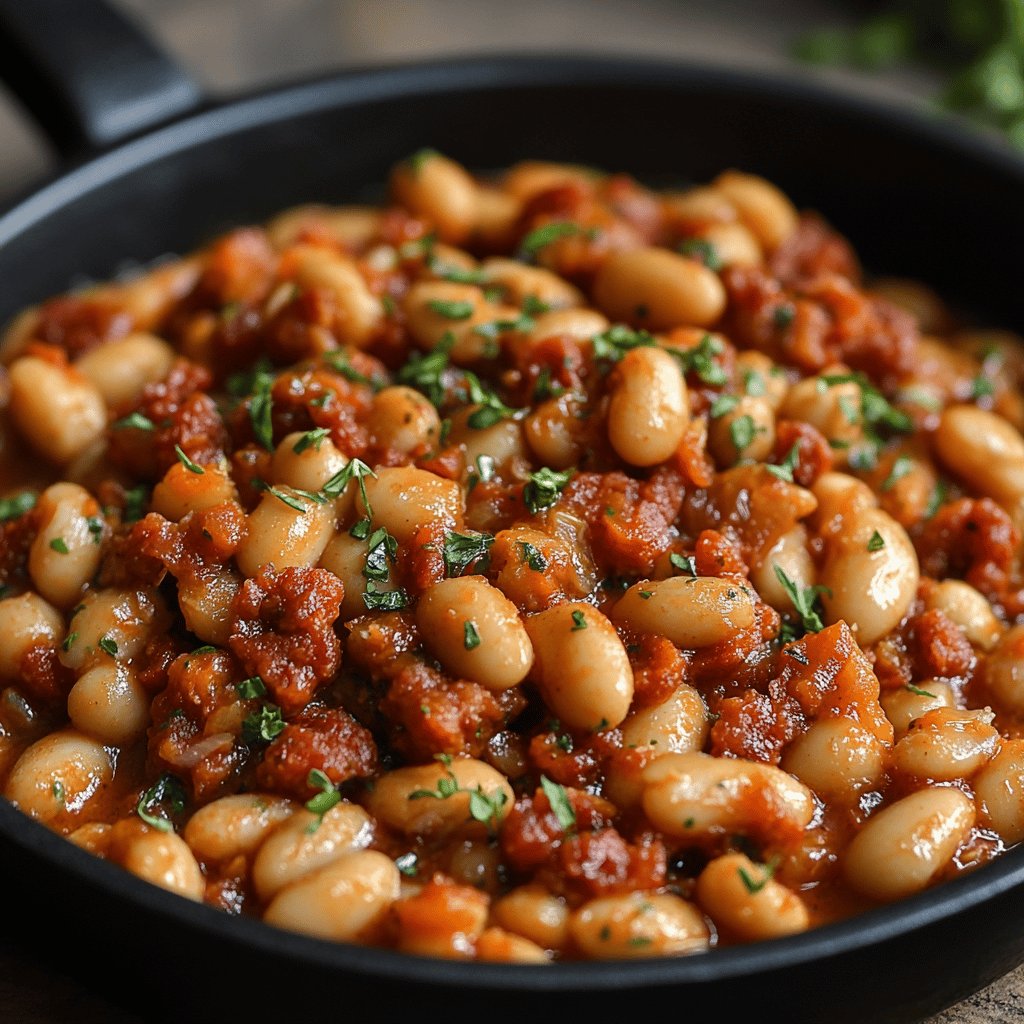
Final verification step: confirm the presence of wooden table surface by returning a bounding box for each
[0,2,1020,1021]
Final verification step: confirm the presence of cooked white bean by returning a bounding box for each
[570,892,709,959]
[502,160,598,201]
[607,346,688,466]
[492,885,571,952]
[59,587,170,671]
[235,486,335,578]
[592,247,726,329]
[696,853,809,941]
[975,739,1024,844]
[923,580,1001,652]
[8,355,106,464]
[416,576,533,690]
[984,624,1024,713]
[819,507,919,646]
[752,525,815,616]
[3,730,112,823]
[364,758,513,839]
[270,430,348,493]
[697,221,763,268]
[641,751,815,842]
[892,707,999,781]
[67,663,149,745]
[712,170,799,250]
[708,395,775,466]
[612,576,755,649]
[481,258,583,309]
[782,718,887,801]
[183,794,296,865]
[811,472,877,535]
[265,204,383,251]
[252,802,374,901]
[28,483,105,609]
[934,405,1024,507]
[527,307,609,345]
[881,681,956,739]
[177,567,241,646]
[264,850,401,941]
[843,788,974,901]
[366,386,441,455]
[781,375,863,462]
[0,593,63,680]
[448,407,524,468]
[282,245,381,347]
[151,463,238,522]
[117,825,205,900]
[74,332,174,409]
[525,602,633,730]
[391,151,479,244]
[358,465,462,543]
[524,393,586,469]
[475,928,550,963]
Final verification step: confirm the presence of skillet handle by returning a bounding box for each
[0,0,202,158]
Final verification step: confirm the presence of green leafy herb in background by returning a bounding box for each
[794,1,1024,148]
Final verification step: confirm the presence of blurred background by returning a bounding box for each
[0,0,998,202]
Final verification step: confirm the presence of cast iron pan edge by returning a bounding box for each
[0,5,1023,1023]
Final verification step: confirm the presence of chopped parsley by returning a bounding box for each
[304,768,342,833]
[397,333,453,406]
[519,541,547,572]
[737,857,779,894]
[463,371,520,429]
[174,446,205,475]
[678,237,723,271]
[363,527,399,582]
[292,427,331,454]
[765,443,801,482]
[322,458,376,513]
[0,491,36,522]
[906,684,938,698]
[122,485,148,523]
[362,583,410,611]
[670,333,728,386]
[773,304,796,328]
[520,221,589,257]
[774,566,831,637]
[443,530,495,577]
[48,537,69,554]
[255,481,327,513]
[710,394,740,418]
[670,553,698,577]
[136,774,186,833]
[236,676,267,700]
[729,414,760,454]
[249,375,275,451]
[570,610,588,631]
[242,704,285,745]
[867,530,886,552]
[523,466,574,514]
[540,775,577,834]
[882,455,914,491]
[113,411,156,432]
[463,621,481,650]
[409,756,509,835]
[428,298,474,320]
[591,325,656,363]
[98,635,119,657]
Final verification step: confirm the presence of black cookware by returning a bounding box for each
[1,3,1023,1022]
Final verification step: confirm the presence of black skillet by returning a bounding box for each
[1,2,1023,1022]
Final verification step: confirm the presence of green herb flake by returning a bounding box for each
[765,443,801,483]
[773,304,796,329]
[670,553,698,577]
[520,221,587,257]
[591,324,656,364]
[48,537,70,555]
[52,780,65,805]
[174,445,205,475]
[540,775,577,834]
[463,621,481,650]
[773,566,831,636]
[292,427,331,454]
[670,333,728,386]
[710,394,740,419]
[113,411,156,432]
[0,491,36,522]
[242,704,286,745]
[395,852,419,877]
[737,858,778,895]
[906,684,938,698]
[361,584,411,611]
[882,455,914,491]
[98,635,118,657]
[523,466,574,515]
[428,298,475,320]
[236,676,267,700]
[463,371,521,429]
[304,768,341,833]
[321,458,376,514]
[571,610,588,631]
[678,237,723,271]
[398,333,454,406]
[519,541,548,572]
[136,774,186,833]
[867,530,886,552]
[443,530,495,577]
[363,526,399,582]
[971,374,996,400]
[61,632,78,653]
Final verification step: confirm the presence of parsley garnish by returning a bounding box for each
[867,530,886,552]
[519,541,547,571]
[397,333,453,406]
[122,485,148,523]
[113,411,156,432]
[428,298,474,320]
[463,371,520,429]
[0,491,36,522]
[738,857,779,894]
[443,530,495,577]
[292,427,331,454]
[765,443,800,482]
[678,237,723,271]
[710,394,740,419]
[236,676,267,699]
[363,527,399,582]
[540,775,577,834]
[520,221,588,257]
[670,553,698,577]
[136,774,186,833]
[409,757,509,835]
[249,375,274,451]
[322,458,376,513]
[773,566,830,636]
[242,704,285,744]
[362,583,410,611]
[304,768,341,833]
[729,414,759,454]
[523,466,573,514]
[464,621,481,650]
[49,537,69,554]
[906,684,938,698]
[98,635,118,657]
[174,446,205,475]
[591,325,656,363]
[882,455,914,491]
[670,333,728,386]
[571,610,588,631]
